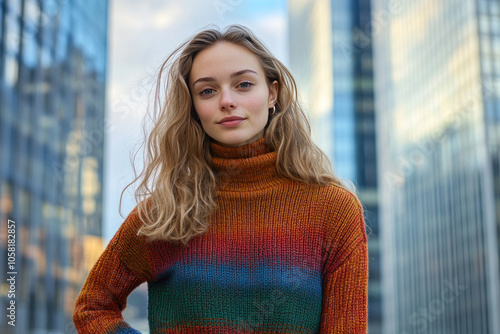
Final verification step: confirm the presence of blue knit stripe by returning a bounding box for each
[154,258,322,297]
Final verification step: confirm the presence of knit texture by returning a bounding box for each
[73,137,369,333]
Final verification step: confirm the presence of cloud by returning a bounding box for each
[151,4,183,29]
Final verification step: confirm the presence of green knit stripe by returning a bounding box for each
[148,281,322,332]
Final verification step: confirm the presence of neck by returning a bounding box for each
[210,138,287,192]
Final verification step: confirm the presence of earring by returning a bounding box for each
[269,102,277,116]
[269,106,276,116]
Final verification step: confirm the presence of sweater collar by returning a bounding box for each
[210,137,287,192]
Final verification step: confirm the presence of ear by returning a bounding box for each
[268,80,279,108]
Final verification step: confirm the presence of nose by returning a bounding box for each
[219,88,236,111]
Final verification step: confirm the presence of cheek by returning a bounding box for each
[245,90,270,114]
[193,100,213,122]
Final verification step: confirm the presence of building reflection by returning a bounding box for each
[373,0,500,333]
[0,0,108,333]
[288,0,382,332]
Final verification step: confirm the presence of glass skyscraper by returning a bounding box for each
[288,0,381,332]
[0,0,108,333]
[373,0,500,333]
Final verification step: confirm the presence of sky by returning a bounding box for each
[104,0,288,241]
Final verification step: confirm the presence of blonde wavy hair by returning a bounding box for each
[121,25,354,245]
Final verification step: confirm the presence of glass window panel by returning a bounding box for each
[0,182,13,218]
[491,19,500,35]
[7,0,21,15]
[19,187,30,222]
[4,54,18,86]
[494,57,500,72]
[482,58,491,74]
[479,15,489,34]
[22,29,38,67]
[40,45,52,67]
[0,4,3,38]
[24,0,40,25]
[42,0,59,19]
[493,37,500,57]
[5,13,20,53]
[491,1,499,16]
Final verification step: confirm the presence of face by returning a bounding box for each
[189,42,278,147]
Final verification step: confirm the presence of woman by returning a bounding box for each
[74,25,368,333]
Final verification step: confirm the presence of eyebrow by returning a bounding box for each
[192,69,258,87]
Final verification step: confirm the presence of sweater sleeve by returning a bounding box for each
[73,208,153,333]
[319,187,369,333]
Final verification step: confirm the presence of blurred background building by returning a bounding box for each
[373,0,500,333]
[0,0,108,333]
[288,0,381,333]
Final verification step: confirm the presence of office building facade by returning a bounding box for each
[0,0,108,332]
[373,0,500,332]
[288,0,381,332]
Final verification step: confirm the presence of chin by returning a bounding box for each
[213,136,254,147]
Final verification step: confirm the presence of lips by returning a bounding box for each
[218,116,246,124]
[217,116,246,128]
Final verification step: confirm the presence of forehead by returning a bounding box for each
[189,42,264,82]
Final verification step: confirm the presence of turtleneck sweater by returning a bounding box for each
[73,138,368,333]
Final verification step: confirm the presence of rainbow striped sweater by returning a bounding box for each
[73,138,368,333]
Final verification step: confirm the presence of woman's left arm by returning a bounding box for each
[318,188,369,334]
[319,240,369,333]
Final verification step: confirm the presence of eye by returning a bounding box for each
[238,81,253,89]
[200,88,215,97]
